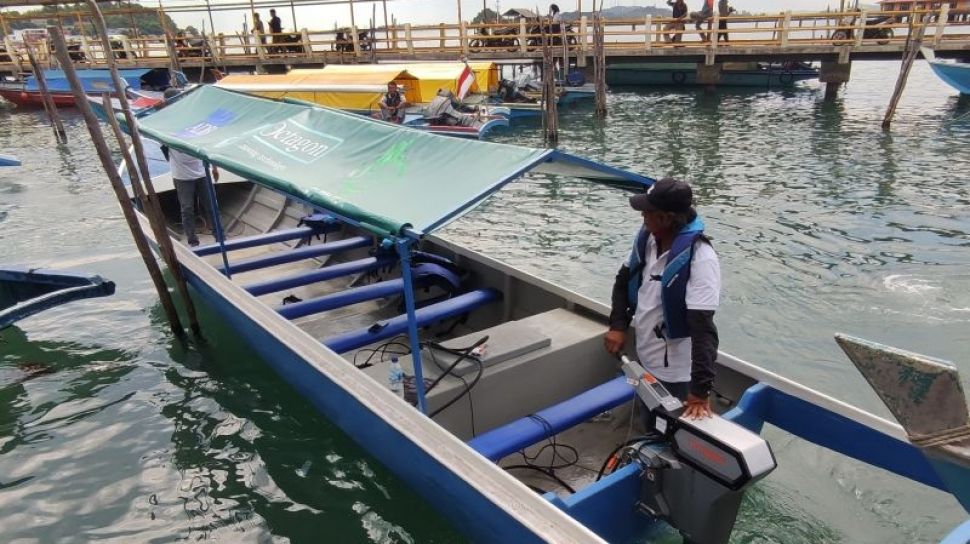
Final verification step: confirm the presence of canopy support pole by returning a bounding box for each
[204,161,232,279]
[397,238,428,414]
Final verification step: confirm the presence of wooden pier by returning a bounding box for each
[2,5,969,89]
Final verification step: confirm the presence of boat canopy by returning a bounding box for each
[135,86,652,237]
[217,68,421,111]
[292,62,500,102]
[26,68,153,93]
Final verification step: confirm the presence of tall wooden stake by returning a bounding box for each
[882,16,928,130]
[81,0,203,335]
[49,27,185,339]
[541,25,558,144]
[593,14,607,117]
[25,45,67,144]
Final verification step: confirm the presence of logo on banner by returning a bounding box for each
[252,119,342,164]
[177,108,237,139]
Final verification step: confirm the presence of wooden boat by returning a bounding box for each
[607,61,819,88]
[87,87,165,125]
[0,267,114,329]
[0,68,182,108]
[922,47,970,95]
[125,85,970,543]
[0,153,20,167]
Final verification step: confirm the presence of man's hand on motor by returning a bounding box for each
[683,393,712,420]
[604,329,626,355]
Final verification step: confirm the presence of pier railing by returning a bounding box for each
[1,7,968,73]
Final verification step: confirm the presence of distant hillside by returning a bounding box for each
[563,5,673,21]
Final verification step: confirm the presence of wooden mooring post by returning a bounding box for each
[24,45,67,144]
[882,16,929,130]
[541,27,559,144]
[82,0,203,335]
[49,27,186,339]
[593,14,607,117]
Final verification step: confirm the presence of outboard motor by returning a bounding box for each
[620,355,777,544]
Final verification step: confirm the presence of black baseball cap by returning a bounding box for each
[629,177,693,213]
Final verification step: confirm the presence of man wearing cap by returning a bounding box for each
[605,178,720,419]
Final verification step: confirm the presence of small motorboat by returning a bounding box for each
[0,68,184,108]
[402,112,509,139]
[0,266,115,329]
[607,61,819,88]
[922,47,970,95]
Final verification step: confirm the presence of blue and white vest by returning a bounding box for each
[626,216,705,339]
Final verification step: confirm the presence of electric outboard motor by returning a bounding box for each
[620,356,777,544]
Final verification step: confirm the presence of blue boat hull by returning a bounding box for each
[929,60,970,95]
[0,153,20,167]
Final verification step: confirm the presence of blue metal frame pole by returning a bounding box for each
[202,161,231,278]
[396,238,428,414]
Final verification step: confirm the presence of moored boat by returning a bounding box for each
[0,266,115,329]
[922,47,970,95]
[0,68,183,108]
[0,153,20,167]
[607,61,819,88]
[123,85,970,543]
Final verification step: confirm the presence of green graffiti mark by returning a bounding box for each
[898,366,936,405]
[356,138,415,178]
[337,138,414,196]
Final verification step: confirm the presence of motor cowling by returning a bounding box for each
[620,356,777,544]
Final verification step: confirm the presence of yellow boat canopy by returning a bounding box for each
[216,68,420,112]
[291,62,500,103]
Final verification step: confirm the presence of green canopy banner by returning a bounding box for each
[136,86,652,237]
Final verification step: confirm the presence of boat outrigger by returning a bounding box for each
[0,266,115,329]
[121,85,970,543]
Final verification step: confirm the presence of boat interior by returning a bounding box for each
[149,176,765,501]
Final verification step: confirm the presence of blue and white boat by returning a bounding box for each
[922,47,970,95]
[120,85,970,543]
[0,266,115,329]
[0,153,20,167]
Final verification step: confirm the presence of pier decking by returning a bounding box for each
[2,7,969,76]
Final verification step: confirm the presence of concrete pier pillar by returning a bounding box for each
[696,63,722,89]
[820,60,852,101]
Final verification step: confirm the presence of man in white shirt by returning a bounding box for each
[605,178,720,419]
[163,89,219,247]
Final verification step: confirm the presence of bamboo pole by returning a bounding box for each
[882,15,928,130]
[82,0,203,334]
[49,27,185,339]
[25,45,67,144]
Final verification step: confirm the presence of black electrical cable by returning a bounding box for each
[426,344,478,436]
[595,434,664,481]
[423,335,488,394]
[428,348,485,419]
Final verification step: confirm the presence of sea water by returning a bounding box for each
[1,60,968,542]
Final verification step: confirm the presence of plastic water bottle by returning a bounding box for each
[388,356,405,399]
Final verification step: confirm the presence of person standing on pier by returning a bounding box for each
[604,178,720,420]
[717,0,735,42]
[252,12,266,45]
[689,0,714,42]
[163,89,219,247]
[665,0,688,43]
[269,9,283,44]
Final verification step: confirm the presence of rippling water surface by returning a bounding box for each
[2,60,968,543]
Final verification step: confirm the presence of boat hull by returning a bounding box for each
[0,88,77,108]
[928,60,970,95]
[607,64,818,88]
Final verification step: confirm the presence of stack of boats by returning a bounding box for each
[115,85,970,543]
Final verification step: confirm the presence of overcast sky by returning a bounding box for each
[162,0,850,35]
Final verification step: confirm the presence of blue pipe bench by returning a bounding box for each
[322,288,502,354]
[224,235,373,275]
